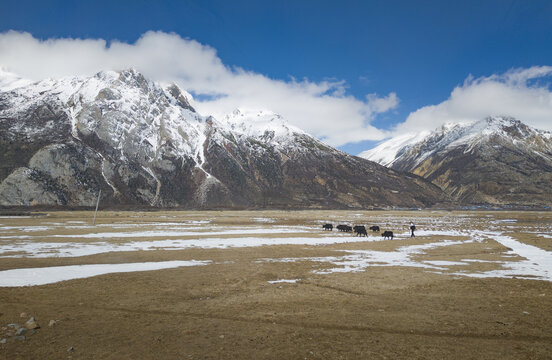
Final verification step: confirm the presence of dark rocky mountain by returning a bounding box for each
[361,117,552,207]
[0,69,446,209]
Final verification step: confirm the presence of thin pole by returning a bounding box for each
[93,189,101,226]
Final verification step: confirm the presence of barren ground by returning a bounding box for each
[0,210,551,359]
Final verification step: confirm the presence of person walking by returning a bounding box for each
[410,221,416,237]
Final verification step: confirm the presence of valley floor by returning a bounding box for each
[0,210,551,359]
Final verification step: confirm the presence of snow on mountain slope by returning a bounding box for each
[0,69,305,176]
[358,131,431,167]
[2,70,202,161]
[0,68,33,91]
[223,108,305,140]
[360,116,552,206]
[0,69,446,208]
[361,116,552,168]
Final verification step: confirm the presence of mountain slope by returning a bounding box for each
[0,69,446,209]
[361,117,552,206]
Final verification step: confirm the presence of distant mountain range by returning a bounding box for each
[0,69,444,209]
[361,116,552,207]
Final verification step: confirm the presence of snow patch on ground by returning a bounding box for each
[0,235,381,258]
[260,230,552,281]
[0,226,310,240]
[449,231,552,281]
[0,260,211,287]
[252,218,276,223]
[262,240,467,274]
[268,279,300,284]
[1,214,551,285]
[423,260,469,266]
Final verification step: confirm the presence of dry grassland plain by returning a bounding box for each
[0,210,551,359]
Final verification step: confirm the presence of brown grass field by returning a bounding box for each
[0,210,551,359]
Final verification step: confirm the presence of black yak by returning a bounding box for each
[353,225,368,237]
[337,224,352,232]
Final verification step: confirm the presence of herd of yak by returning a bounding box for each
[322,223,394,239]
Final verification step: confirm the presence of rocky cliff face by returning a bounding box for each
[0,69,445,209]
[361,117,552,206]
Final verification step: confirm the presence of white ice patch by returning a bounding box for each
[315,240,467,274]
[252,218,276,223]
[260,231,552,282]
[2,214,551,283]
[450,231,552,281]
[0,226,52,232]
[268,279,300,284]
[423,260,469,266]
[0,260,211,287]
[0,235,379,258]
[461,259,502,263]
[260,240,468,274]
[0,226,310,240]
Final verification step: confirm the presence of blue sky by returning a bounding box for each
[1,0,552,154]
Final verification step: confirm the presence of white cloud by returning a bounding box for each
[0,30,396,147]
[365,92,399,113]
[395,66,552,134]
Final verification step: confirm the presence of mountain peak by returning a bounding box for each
[163,83,196,112]
[363,116,551,169]
[0,69,445,208]
[485,115,518,124]
[221,108,304,140]
[115,68,150,88]
[481,115,523,132]
[360,117,552,206]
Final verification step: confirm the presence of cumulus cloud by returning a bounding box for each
[394,66,552,134]
[365,92,399,113]
[0,30,395,146]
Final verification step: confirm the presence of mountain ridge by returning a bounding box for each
[361,116,552,206]
[0,69,446,209]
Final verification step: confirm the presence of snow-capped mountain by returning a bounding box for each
[0,69,445,208]
[361,117,552,206]
[358,130,431,168]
